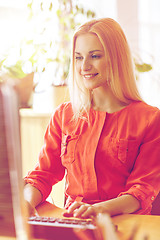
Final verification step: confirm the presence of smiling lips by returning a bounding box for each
[83,73,98,79]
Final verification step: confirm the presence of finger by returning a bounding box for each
[63,211,74,217]
[34,209,39,217]
[81,206,96,218]
[73,204,90,218]
[67,201,81,214]
[30,206,39,217]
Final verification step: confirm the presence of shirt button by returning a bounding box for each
[151,196,155,201]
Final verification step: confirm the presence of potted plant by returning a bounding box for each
[22,0,96,110]
[0,33,55,108]
[0,50,35,108]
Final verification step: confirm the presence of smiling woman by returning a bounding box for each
[24,18,160,220]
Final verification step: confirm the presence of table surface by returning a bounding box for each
[36,201,160,240]
[1,201,160,240]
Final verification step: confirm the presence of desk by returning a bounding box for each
[1,202,160,240]
[113,214,160,240]
[36,202,160,240]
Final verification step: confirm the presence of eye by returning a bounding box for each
[91,54,101,59]
[75,55,83,60]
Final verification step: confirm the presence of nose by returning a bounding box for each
[81,58,92,71]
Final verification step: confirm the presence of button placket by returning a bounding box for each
[61,135,69,156]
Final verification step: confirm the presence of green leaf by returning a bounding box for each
[5,66,27,79]
[135,63,152,73]
[49,2,53,11]
[3,60,27,79]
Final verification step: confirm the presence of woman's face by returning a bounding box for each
[74,33,108,90]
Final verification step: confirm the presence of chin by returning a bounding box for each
[85,84,102,91]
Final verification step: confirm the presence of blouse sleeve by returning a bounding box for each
[24,104,66,202]
[118,109,160,214]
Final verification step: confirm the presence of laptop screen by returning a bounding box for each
[0,83,29,239]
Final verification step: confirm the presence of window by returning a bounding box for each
[0,0,27,54]
[138,0,160,108]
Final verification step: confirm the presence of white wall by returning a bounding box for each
[0,1,27,54]
[117,0,139,52]
[77,0,117,19]
[92,0,117,19]
[138,0,160,108]
[95,0,160,108]
[0,0,160,108]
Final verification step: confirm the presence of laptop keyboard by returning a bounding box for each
[28,216,96,230]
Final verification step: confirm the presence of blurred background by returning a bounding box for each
[0,0,160,109]
[0,0,160,207]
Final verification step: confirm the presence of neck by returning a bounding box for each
[91,87,128,113]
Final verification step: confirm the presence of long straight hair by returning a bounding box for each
[68,18,142,118]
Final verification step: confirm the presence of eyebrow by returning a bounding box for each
[75,50,103,54]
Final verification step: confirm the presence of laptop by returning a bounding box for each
[0,83,29,239]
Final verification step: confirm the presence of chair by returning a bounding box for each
[151,192,160,215]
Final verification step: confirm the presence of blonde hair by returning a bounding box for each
[68,18,142,118]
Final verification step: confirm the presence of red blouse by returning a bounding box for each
[24,101,160,214]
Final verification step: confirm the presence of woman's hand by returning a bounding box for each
[63,201,107,219]
[63,195,140,219]
[24,200,39,217]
